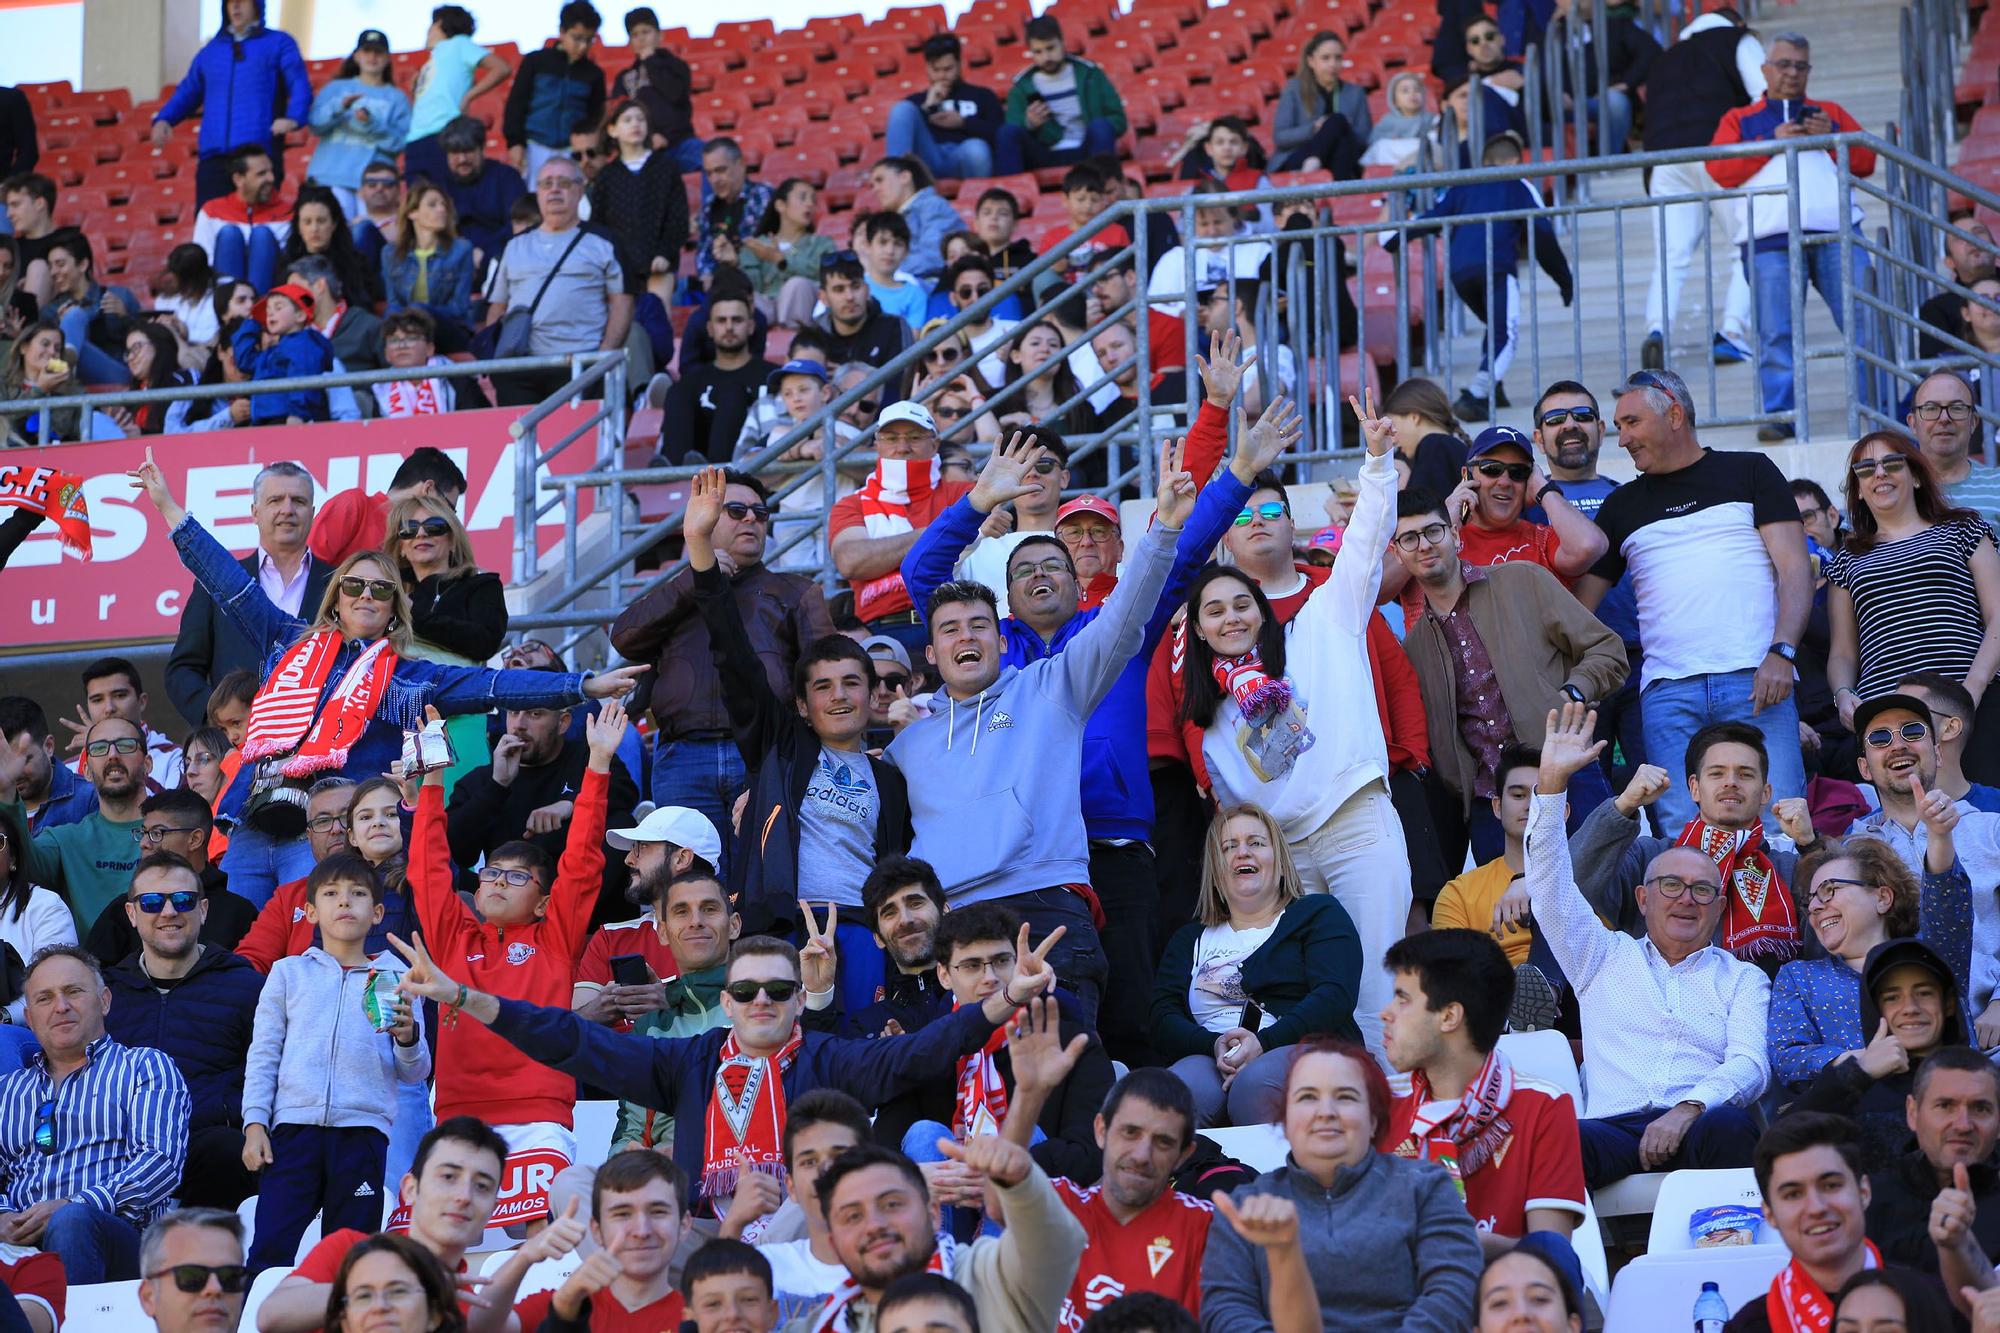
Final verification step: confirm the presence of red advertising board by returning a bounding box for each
[0,406,599,652]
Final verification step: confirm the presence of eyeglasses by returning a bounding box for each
[1807,876,1874,906]
[1796,505,1824,523]
[1472,461,1533,482]
[148,1265,252,1295]
[1849,456,1909,479]
[135,825,199,846]
[1865,721,1929,747]
[85,737,143,757]
[1233,501,1288,526]
[722,500,772,523]
[338,576,399,602]
[1392,521,1452,551]
[568,148,607,162]
[384,335,428,349]
[819,249,861,273]
[361,177,399,190]
[1913,401,1975,421]
[478,866,541,888]
[32,1099,53,1155]
[131,890,201,914]
[1468,29,1503,43]
[1644,874,1723,904]
[1537,406,1598,427]
[1768,58,1812,72]
[949,951,1015,978]
[955,284,993,300]
[724,979,801,1003]
[933,405,969,421]
[1064,522,1118,543]
[306,813,350,833]
[539,174,584,190]
[1009,557,1071,583]
[399,517,453,539]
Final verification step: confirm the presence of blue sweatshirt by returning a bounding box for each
[153,2,311,160]
[230,320,336,425]
[902,474,1249,843]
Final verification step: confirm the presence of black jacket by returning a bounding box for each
[587,147,691,276]
[613,50,694,148]
[689,562,910,934]
[1153,894,1364,1061]
[1642,21,1753,151]
[1549,14,1661,97]
[408,569,509,663]
[102,943,263,1131]
[328,305,383,372]
[815,299,911,369]
[86,864,256,967]
[167,550,335,727]
[1869,1149,2000,1274]
[0,87,35,176]
[661,357,774,464]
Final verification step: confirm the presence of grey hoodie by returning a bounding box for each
[885,517,1179,903]
[241,947,430,1135]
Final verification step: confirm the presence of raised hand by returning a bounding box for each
[127,446,187,528]
[1007,995,1089,1094]
[552,1251,623,1320]
[720,1158,786,1238]
[582,664,649,699]
[389,933,463,1007]
[489,733,527,788]
[799,900,839,995]
[1772,796,1815,846]
[968,432,1051,514]
[1233,396,1304,480]
[939,1133,1033,1188]
[1968,1284,2000,1333]
[1855,1016,1910,1079]
[684,466,728,548]
[1347,387,1398,457]
[584,697,628,772]
[522,1198,587,1263]
[1538,703,1606,795]
[1197,327,1257,407]
[1932,1163,1980,1254]
[1003,921,1065,1006]
[1615,764,1672,818]
[1155,437,1197,529]
[1213,1191,1300,1250]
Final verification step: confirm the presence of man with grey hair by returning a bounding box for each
[284,254,383,375]
[1910,369,2000,533]
[167,460,332,729]
[1704,30,1876,441]
[137,1207,249,1333]
[1573,368,1812,838]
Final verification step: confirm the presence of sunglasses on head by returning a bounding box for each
[132,890,201,914]
[725,979,800,1003]
[1865,721,1929,747]
[1850,456,1910,479]
[85,736,142,757]
[148,1264,252,1295]
[1472,461,1533,482]
[819,249,861,273]
[1233,501,1288,526]
[399,517,453,539]
[339,576,399,602]
[1537,405,1598,427]
[722,500,771,523]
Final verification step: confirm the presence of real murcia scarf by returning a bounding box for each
[952,1008,1013,1142]
[1765,1239,1878,1332]
[1380,1044,1516,1180]
[240,632,398,777]
[1678,817,1801,963]
[702,1025,804,1201]
[0,464,90,557]
[851,458,940,618]
[807,1235,956,1333]
[1210,648,1293,723]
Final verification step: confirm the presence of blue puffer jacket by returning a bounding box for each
[231,321,335,424]
[170,514,592,816]
[103,944,264,1131]
[153,1,311,160]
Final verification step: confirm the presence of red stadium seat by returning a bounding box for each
[760,146,839,187]
[821,164,873,210]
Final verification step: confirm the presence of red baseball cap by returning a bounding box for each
[252,282,317,326]
[1055,495,1120,528]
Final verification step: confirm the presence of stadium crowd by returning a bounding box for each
[0,2,1998,1333]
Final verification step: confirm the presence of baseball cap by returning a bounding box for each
[766,359,827,393]
[605,805,723,863]
[1851,692,1935,739]
[251,282,316,326]
[859,634,912,674]
[355,28,390,49]
[1863,938,1953,993]
[1055,495,1120,528]
[877,401,937,433]
[1467,424,1535,461]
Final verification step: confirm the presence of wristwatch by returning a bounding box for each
[1561,684,1587,705]
[1535,481,1565,504]
[1768,642,1798,663]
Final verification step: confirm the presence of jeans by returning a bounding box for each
[1641,667,1807,839]
[885,101,995,180]
[1169,1047,1295,1127]
[55,309,125,384]
[651,737,749,877]
[1583,87,1634,155]
[211,223,282,293]
[997,887,1106,1029]
[1288,783,1410,1058]
[221,823,317,910]
[1579,1104,1760,1189]
[1750,234,1872,417]
[1642,158,1753,345]
[43,1200,141,1282]
[993,118,1120,175]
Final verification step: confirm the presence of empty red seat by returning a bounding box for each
[761,146,839,186]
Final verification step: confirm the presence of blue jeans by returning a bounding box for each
[222,823,317,910]
[1641,667,1807,839]
[55,309,125,384]
[384,1079,434,1202]
[211,223,282,293]
[903,1118,1042,1238]
[1585,87,1633,155]
[43,1200,141,1282]
[994,119,1120,175]
[1579,1104,1760,1189]
[651,738,748,877]
[886,101,994,180]
[1750,235,1871,417]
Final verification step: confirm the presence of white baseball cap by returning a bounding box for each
[877,400,937,433]
[606,805,723,864]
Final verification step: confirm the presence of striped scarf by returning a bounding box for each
[808,1235,956,1333]
[1210,647,1293,723]
[701,1025,804,1201]
[1380,1044,1517,1180]
[240,632,398,778]
[953,1010,1013,1142]
[1679,818,1801,963]
[1766,1240,1878,1332]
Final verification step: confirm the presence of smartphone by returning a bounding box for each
[609,954,653,987]
[1239,1000,1264,1032]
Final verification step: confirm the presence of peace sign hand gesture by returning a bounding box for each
[1348,388,1398,458]
[799,900,839,996]
[1002,922,1064,1007]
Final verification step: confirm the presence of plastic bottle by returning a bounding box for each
[1693,1280,1730,1332]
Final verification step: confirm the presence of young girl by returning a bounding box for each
[1366,72,1439,168]
[739,178,833,328]
[305,31,412,218]
[586,100,692,304]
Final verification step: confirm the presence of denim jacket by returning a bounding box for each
[381,237,476,327]
[171,514,588,806]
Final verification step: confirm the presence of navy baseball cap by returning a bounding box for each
[1467,425,1535,460]
[767,359,828,393]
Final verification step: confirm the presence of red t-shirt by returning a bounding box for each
[292,1230,474,1332]
[827,479,976,622]
[1456,518,1564,578]
[235,876,313,973]
[1039,220,1134,260]
[308,489,393,566]
[577,915,685,1032]
[3,1253,66,1328]
[515,1286,685,1332]
[1142,308,1189,371]
[1378,1078,1587,1238]
[1052,1178,1210,1332]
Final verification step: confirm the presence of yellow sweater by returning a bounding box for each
[1433,857,1534,965]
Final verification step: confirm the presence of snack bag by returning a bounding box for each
[1690,1203,1761,1248]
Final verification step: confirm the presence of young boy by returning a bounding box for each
[1037,164,1131,271]
[410,699,623,1228]
[1432,745,1540,966]
[611,5,697,171]
[229,282,336,427]
[855,211,928,333]
[972,188,1037,281]
[240,851,430,1271]
[683,1238,780,1333]
[519,1148,692,1330]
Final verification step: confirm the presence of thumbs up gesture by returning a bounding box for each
[1932,1162,1980,1253]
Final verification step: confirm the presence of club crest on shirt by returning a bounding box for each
[1146,1237,1174,1277]
[506,941,536,966]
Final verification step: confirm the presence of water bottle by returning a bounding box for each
[1693,1280,1730,1332]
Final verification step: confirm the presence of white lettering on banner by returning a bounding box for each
[30,599,51,625]
[186,462,266,547]
[466,442,516,533]
[156,590,180,617]
[98,594,115,620]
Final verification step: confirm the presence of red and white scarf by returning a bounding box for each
[1678,818,1801,963]
[375,375,447,417]
[808,1235,956,1333]
[1211,647,1293,723]
[241,632,399,777]
[1379,1045,1517,1180]
[851,458,942,620]
[702,1025,804,1201]
[953,1008,1014,1142]
[0,465,91,558]
[1765,1240,1879,1333]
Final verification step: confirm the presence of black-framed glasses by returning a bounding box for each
[1645,874,1723,904]
[1537,406,1598,427]
[954,283,993,301]
[1008,557,1071,583]
[32,1099,54,1154]
[1865,721,1929,748]
[818,249,860,273]
[147,1265,252,1295]
[477,866,541,888]
[399,517,453,539]
[1797,504,1825,523]
[1392,522,1452,551]
[1849,456,1910,479]
[724,979,800,1003]
[1913,401,1975,421]
[306,813,350,834]
[1233,501,1287,526]
[361,175,399,190]
[132,890,201,914]
[1768,58,1812,72]
[85,737,143,757]
[722,501,771,523]
[135,824,199,846]
[338,576,398,602]
[1472,461,1533,482]
[1807,876,1874,906]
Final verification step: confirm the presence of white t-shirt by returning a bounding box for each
[1188,919,1281,1033]
[760,1237,848,1326]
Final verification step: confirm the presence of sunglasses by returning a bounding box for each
[1537,406,1598,427]
[1469,29,1503,42]
[1392,521,1452,551]
[362,177,399,189]
[933,405,969,421]
[1233,501,1288,526]
[132,890,201,914]
[955,283,993,300]
[399,517,453,539]
[1472,461,1534,482]
[1644,874,1723,904]
[819,249,861,273]
[339,576,399,602]
[33,1099,54,1155]
[147,1265,252,1295]
[135,825,199,846]
[1030,457,1061,475]
[851,398,881,415]
[722,500,772,523]
[927,346,964,364]
[724,979,800,1003]
[1849,456,1910,479]
[478,866,541,888]
[86,736,143,756]
[1865,721,1929,747]
[875,671,910,690]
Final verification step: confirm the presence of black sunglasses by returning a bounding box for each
[875,671,910,690]
[1865,721,1929,747]
[819,249,861,273]
[147,1265,252,1295]
[933,405,969,421]
[722,500,772,523]
[338,576,399,601]
[132,889,202,914]
[399,517,453,539]
[1537,406,1598,427]
[1472,461,1533,482]
[724,979,800,1003]
[955,283,993,300]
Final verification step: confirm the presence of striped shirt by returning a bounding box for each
[0,1034,190,1226]
[1825,516,1997,696]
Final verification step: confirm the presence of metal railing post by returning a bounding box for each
[1783,143,1809,435]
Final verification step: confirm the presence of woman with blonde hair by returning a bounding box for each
[1151,802,1363,1126]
